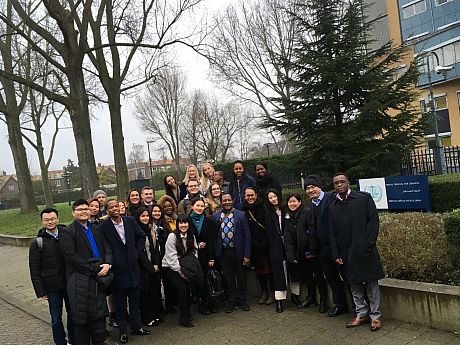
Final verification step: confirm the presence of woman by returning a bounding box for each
[188,196,217,315]
[204,182,222,214]
[162,215,198,327]
[254,162,282,198]
[200,163,215,193]
[228,160,255,210]
[135,207,165,326]
[125,189,141,217]
[88,198,101,224]
[182,164,201,187]
[264,189,287,313]
[118,201,126,216]
[242,187,274,305]
[164,175,186,205]
[284,193,328,312]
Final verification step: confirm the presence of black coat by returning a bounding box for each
[166,183,187,205]
[255,172,282,198]
[138,226,161,290]
[99,216,146,290]
[310,192,334,258]
[243,198,269,270]
[329,190,385,284]
[265,208,287,292]
[191,216,216,270]
[284,206,315,262]
[59,221,113,325]
[29,226,67,298]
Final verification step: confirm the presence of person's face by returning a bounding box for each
[178,221,189,234]
[106,200,120,218]
[268,192,279,207]
[306,185,322,199]
[192,200,205,215]
[163,201,173,215]
[211,184,221,198]
[255,164,267,177]
[73,204,90,222]
[333,175,350,194]
[141,188,154,204]
[203,164,213,178]
[139,211,149,225]
[233,163,244,178]
[166,176,176,187]
[89,201,100,216]
[41,212,59,231]
[129,191,140,204]
[152,206,162,221]
[222,194,233,210]
[187,181,200,195]
[96,193,106,206]
[213,172,223,183]
[188,166,197,178]
[118,202,126,215]
[244,189,257,205]
[288,196,301,212]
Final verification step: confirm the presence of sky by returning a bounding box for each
[0,0,238,175]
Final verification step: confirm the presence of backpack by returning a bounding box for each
[35,237,43,252]
[206,269,225,299]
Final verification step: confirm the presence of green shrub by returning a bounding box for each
[378,212,459,285]
[429,173,460,212]
[443,209,460,245]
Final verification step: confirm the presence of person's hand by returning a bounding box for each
[242,257,250,266]
[199,242,206,249]
[153,265,159,272]
[288,259,298,264]
[305,254,317,259]
[98,263,110,276]
[41,295,48,301]
[335,258,343,265]
[208,260,214,267]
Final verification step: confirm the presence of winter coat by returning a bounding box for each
[59,221,113,325]
[166,183,187,205]
[329,190,385,284]
[255,172,282,198]
[177,193,208,217]
[29,226,67,298]
[284,205,315,262]
[310,192,334,258]
[243,197,269,270]
[137,223,161,291]
[228,175,256,210]
[190,216,217,269]
[265,207,287,293]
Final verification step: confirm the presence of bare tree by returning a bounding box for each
[180,89,205,165]
[135,67,187,174]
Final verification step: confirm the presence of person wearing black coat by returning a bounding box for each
[99,200,151,344]
[164,175,187,205]
[59,199,113,345]
[264,189,288,313]
[242,187,275,305]
[329,173,385,332]
[29,208,74,345]
[254,162,282,197]
[284,194,328,313]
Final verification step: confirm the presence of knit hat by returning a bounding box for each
[93,189,107,198]
[304,175,322,189]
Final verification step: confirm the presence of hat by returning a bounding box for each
[304,175,322,189]
[93,189,107,198]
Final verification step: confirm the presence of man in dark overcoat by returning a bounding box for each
[59,199,114,345]
[99,199,150,344]
[329,173,384,332]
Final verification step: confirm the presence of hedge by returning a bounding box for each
[429,174,460,212]
[443,209,460,246]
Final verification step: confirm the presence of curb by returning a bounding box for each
[0,290,50,325]
[0,234,35,247]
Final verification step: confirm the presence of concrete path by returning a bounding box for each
[0,244,458,345]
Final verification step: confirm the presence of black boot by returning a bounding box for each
[179,313,193,328]
[291,294,301,306]
[276,300,283,313]
[298,297,318,309]
[319,300,328,313]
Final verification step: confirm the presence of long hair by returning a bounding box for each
[125,189,140,208]
[174,215,196,256]
[183,164,201,186]
[205,182,221,212]
[201,162,215,192]
[264,188,284,213]
[163,174,177,196]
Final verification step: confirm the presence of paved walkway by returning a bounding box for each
[0,244,458,345]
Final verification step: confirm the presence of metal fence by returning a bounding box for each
[401,146,460,176]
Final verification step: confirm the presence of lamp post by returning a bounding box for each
[146,140,154,186]
[264,143,270,156]
[62,165,72,206]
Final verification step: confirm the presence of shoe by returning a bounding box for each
[275,300,283,313]
[319,301,328,313]
[132,328,151,335]
[265,292,275,305]
[209,304,217,313]
[146,319,160,327]
[225,303,236,313]
[239,303,250,311]
[371,319,382,331]
[258,291,268,304]
[327,306,347,317]
[119,334,128,344]
[108,312,119,328]
[291,294,301,306]
[298,298,318,309]
[346,316,370,328]
[179,320,194,328]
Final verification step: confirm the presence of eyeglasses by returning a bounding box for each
[74,208,90,212]
[42,218,57,222]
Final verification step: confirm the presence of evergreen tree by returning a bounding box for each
[266,0,424,178]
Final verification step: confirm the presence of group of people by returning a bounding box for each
[29,161,385,345]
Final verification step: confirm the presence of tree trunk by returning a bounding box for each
[36,143,54,208]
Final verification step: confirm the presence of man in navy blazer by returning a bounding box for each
[213,192,251,313]
[99,199,150,344]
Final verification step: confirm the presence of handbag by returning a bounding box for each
[206,269,225,298]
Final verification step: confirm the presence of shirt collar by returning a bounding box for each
[311,191,325,206]
[45,229,59,238]
[336,189,352,201]
[180,234,187,239]
[111,217,123,226]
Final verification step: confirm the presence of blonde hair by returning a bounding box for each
[201,162,215,192]
[183,164,201,186]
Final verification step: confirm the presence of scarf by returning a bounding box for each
[190,211,205,236]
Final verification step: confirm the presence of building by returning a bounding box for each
[0,173,19,200]
[127,159,188,181]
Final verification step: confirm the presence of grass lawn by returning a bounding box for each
[0,190,166,236]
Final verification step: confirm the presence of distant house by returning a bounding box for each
[47,169,66,192]
[127,159,188,181]
[0,173,19,200]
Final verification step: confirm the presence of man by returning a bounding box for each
[329,173,384,332]
[177,178,204,217]
[59,199,115,345]
[140,186,156,214]
[304,175,348,316]
[213,170,229,193]
[29,208,74,345]
[99,199,150,344]
[93,190,108,218]
[213,193,251,313]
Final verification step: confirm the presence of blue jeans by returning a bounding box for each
[47,290,75,345]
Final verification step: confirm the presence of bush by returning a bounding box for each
[429,173,460,212]
[378,212,459,285]
[443,209,460,246]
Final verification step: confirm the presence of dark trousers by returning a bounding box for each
[319,256,347,308]
[290,258,327,302]
[139,273,165,324]
[47,289,74,345]
[220,248,248,306]
[162,270,178,310]
[73,318,106,345]
[114,286,143,334]
[257,273,274,292]
[163,267,192,323]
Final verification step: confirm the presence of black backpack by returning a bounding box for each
[206,269,225,298]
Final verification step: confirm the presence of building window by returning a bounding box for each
[55,180,61,187]
[435,95,448,110]
[402,0,426,19]
[435,0,453,5]
[8,184,15,192]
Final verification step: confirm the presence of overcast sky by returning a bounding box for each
[0,0,237,175]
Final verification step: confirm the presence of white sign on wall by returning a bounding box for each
[358,177,388,209]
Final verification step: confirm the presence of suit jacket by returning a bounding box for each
[310,192,334,258]
[99,216,146,290]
